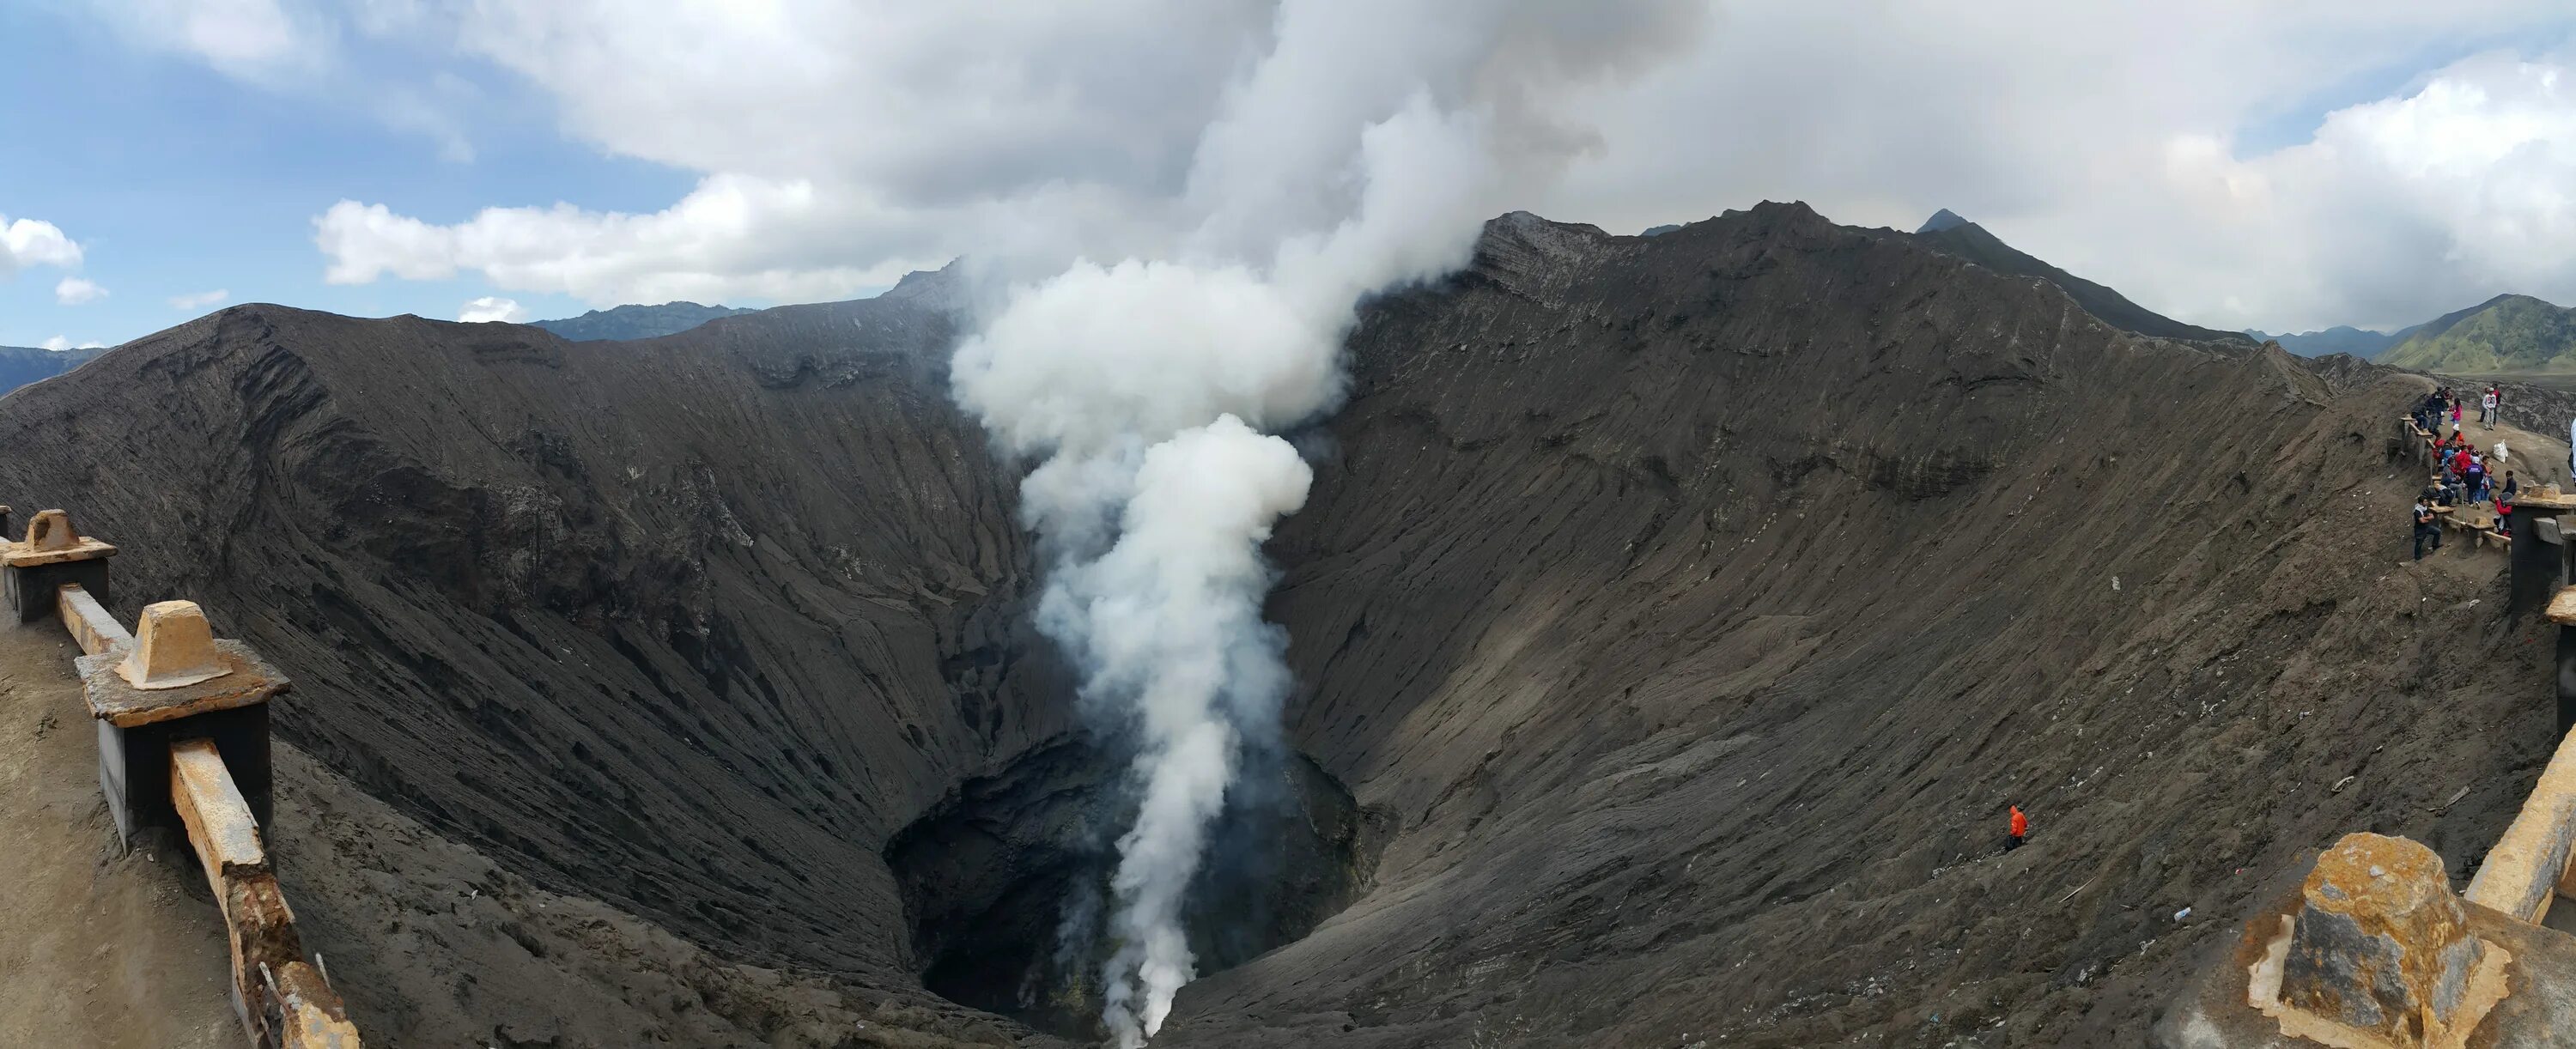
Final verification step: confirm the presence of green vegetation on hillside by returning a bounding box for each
[2378,294,2576,372]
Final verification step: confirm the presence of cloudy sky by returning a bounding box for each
[9,0,2576,349]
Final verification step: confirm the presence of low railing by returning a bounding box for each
[3,508,361,1047]
[2399,415,2516,553]
[2462,697,2576,923]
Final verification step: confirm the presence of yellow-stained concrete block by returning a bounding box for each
[55,584,131,657]
[2282,835,2503,1045]
[2549,587,2576,627]
[27,508,72,551]
[223,870,306,1044]
[118,600,231,690]
[169,738,267,909]
[271,961,363,1048]
[2465,723,2576,924]
[0,507,115,567]
[167,743,362,1046]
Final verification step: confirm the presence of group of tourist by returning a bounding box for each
[2412,387,2518,560]
[2412,385,2503,434]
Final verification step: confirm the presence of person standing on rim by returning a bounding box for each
[2415,497,2442,560]
[2006,804,2029,852]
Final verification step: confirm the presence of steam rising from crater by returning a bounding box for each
[949,3,1704,1042]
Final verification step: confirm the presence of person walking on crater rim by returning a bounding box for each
[2006,804,2029,852]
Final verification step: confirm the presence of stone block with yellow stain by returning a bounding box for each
[2250,834,2509,1049]
[1,508,114,624]
[75,600,288,847]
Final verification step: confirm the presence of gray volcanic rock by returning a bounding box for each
[1906,209,2250,343]
[0,294,1059,988]
[878,260,970,316]
[1168,205,2544,1046]
[0,205,2552,1047]
[1917,207,1971,233]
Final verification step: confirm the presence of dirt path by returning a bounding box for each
[0,625,237,1048]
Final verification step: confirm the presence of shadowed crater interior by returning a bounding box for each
[885,737,1387,1039]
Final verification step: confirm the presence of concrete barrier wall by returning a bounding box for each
[2464,721,2576,923]
[3,509,362,1048]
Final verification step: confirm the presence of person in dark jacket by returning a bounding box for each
[2415,499,2443,559]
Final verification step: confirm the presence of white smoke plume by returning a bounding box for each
[949,2,1704,1043]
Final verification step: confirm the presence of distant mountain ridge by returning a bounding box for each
[0,345,107,397]
[530,264,969,343]
[532,302,755,342]
[2244,325,2403,359]
[2376,293,2576,372]
[1904,210,2250,343]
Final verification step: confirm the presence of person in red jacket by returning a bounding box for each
[2007,804,2029,852]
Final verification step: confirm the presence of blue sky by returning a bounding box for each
[0,3,704,349]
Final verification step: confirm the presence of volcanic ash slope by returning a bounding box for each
[0,203,2547,1047]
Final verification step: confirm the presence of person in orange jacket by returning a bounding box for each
[2007,804,2028,852]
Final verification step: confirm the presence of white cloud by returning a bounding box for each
[317,176,930,305]
[1522,2,2576,332]
[36,337,101,351]
[2,216,83,276]
[88,0,328,82]
[53,276,107,306]
[307,1,1288,303]
[164,0,2575,330]
[456,295,530,323]
[169,288,231,311]
[2144,50,2576,330]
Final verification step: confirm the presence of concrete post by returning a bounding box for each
[2263,834,2509,1048]
[1,507,114,624]
[76,600,288,846]
[2509,492,2576,618]
[119,601,233,689]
